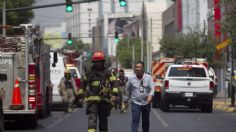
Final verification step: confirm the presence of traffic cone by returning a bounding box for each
[9,79,24,110]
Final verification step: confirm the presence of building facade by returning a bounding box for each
[182,0,208,34]
[67,0,171,56]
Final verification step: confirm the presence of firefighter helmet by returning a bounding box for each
[64,69,70,74]
[92,50,105,62]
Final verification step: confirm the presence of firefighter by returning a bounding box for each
[117,69,128,113]
[58,69,78,113]
[78,50,118,132]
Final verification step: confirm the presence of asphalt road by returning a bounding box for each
[5,107,236,132]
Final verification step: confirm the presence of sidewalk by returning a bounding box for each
[213,90,236,112]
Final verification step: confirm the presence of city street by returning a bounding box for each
[1,0,236,132]
[5,106,236,132]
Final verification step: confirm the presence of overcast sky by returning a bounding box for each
[31,0,66,29]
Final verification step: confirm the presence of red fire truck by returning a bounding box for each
[151,58,175,108]
[0,24,52,128]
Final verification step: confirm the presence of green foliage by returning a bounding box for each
[0,0,35,25]
[223,0,236,58]
[62,39,91,53]
[116,37,146,68]
[160,32,221,68]
[0,0,35,34]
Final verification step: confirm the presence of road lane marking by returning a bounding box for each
[152,109,169,128]
[47,109,78,129]
[47,118,64,129]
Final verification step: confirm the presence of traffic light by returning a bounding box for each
[66,0,73,12]
[67,33,73,45]
[114,31,119,43]
[119,0,127,7]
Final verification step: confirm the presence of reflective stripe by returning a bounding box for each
[88,129,96,132]
[91,81,100,86]
[78,89,84,94]
[83,75,88,81]
[110,76,116,81]
[112,88,119,93]
[85,96,101,101]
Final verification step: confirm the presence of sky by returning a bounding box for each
[31,0,66,29]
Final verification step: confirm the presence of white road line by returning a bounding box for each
[152,109,169,128]
[47,109,78,129]
[47,118,64,129]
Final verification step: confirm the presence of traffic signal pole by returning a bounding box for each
[3,0,98,36]
[6,0,98,12]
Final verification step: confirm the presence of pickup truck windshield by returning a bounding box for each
[168,67,206,77]
[70,69,78,78]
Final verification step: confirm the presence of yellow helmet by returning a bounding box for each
[64,69,70,74]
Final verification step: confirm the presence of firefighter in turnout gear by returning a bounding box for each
[58,69,78,113]
[78,50,119,132]
[117,69,128,113]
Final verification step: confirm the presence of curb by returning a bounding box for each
[213,102,236,112]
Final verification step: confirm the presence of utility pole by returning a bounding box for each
[132,38,135,70]
[150,18,153,73]
[141,0,144,62]
[2,0,6,36]
[231,40,235,106]
[146,18,152,74]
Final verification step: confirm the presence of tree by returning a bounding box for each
[62,39,91,53]
[116,37,146,68]
[223,0,236,58]
[159,32,222,68]
[0,0,35,34]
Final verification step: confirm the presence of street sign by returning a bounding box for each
[216,39,231,50]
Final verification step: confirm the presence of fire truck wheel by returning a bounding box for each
[152,92,161,108]
[152,95,158,108]
[161,98,170,112]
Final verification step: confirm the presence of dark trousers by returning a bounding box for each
[87,101,110,132]
[131,102,151,132]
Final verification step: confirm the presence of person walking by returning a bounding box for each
[125,61,155,132]
[58,69,78,113]
[117,69,128,113]
[78,50,118,132]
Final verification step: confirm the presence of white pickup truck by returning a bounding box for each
[161,64,214,113]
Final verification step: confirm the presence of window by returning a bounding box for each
[168,67,206,77]
[70,69,78,78]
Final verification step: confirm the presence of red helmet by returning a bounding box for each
[92,50,105,61]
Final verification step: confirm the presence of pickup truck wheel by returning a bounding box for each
[201,104,213,113]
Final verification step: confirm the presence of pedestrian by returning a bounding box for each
[58,69,78,113]
[125,61,155,132]
[78,50,119,132]
[117,69,128,113]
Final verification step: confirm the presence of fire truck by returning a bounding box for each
[0,24,52,128]
[151,58,175,108]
